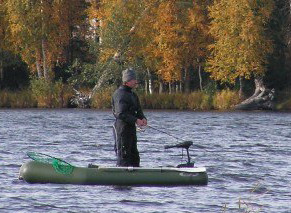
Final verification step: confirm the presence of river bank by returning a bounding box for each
[0,88,291,111]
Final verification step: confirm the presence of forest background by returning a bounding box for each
[0,0,290,110]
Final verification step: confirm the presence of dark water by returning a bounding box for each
[0,109,290,213]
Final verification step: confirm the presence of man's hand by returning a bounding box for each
[142,118,147,126]
[136,118,147,127]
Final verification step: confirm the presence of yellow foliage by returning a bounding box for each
[91,0,210,83]
[4,0,85,76]
[91,88,114,109]
[213,89,241,110]
[207,0,274,83]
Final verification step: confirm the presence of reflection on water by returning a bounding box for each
[0,109,290,213]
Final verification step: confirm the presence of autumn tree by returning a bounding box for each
[0,0,6,82]
[86,0,158,95]
[4,0,86,81]
[85,0,212,96]
[89,0,185,93]
[179,0,211,92]
[207,0,274,83]
[207,0,275,109]
[135,0,211,92]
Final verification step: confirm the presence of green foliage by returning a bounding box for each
[66,56,124,90]
[188,91,213,110]
[66,59,95,88]
[213,89,241,110]
[0,89,37,108]
[274,88,291,110]
[277,98,291,111]
[30,78,73,108]
[203,81,217,96]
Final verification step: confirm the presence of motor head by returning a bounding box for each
[165,141,193,149]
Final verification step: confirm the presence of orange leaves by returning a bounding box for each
[4,0,86,77]
[91,1,211,82]
[206,0,274,83]
[140,1,199,82]
[150,1,183,81]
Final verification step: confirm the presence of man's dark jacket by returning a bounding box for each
[112,85,146,167]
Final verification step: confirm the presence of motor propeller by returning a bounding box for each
[164,141,194,168]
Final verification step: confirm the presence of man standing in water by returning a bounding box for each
[112,68,147,167]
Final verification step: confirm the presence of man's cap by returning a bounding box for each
[122,68,136,83]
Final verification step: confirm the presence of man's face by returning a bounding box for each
[126,79,138,88]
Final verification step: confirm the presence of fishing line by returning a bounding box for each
[147,125,184,141]
[144,125,207,159]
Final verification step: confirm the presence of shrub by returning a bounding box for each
[213,89,240,110]
[275,88,291,110]
[141,93,180,109]
[201,93,213,110]
[173,94,188,110]
[0,90,37,108]
[188,91,203,110]
[30,78,72,108]
[91,88,114,109]
[187,91,213,110]
[0,90,9,107]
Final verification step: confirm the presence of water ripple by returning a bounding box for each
[0,109,290,213]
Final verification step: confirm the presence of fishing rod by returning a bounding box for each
[143,125,194,147]
[147,125,181,141]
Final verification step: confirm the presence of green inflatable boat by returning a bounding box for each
[19,141,208,186]
[19,161,208,186]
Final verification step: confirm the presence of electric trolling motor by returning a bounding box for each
[165,141,194,168]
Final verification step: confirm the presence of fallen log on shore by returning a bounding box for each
[235,77,275,110]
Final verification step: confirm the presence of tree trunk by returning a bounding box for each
[147,68,153,94]
[42,39,49,80]
[89,64,112,99]
[198,65,203,91]
[145,79,148,94]
[0,60,3,81]
[238,76,244,99]
[159,80,163,94]
[235,76,275,110]
[36,50,43,78]
[0,50,3,86]
[99,20,103,44]
[35,61,42,78]
[184,68,190,93]
[168,82,172,94]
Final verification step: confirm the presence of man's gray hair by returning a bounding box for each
[122,68,136,83]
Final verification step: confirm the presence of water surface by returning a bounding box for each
[0,109,290,212]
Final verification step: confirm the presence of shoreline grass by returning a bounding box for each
[1,87,291,110]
